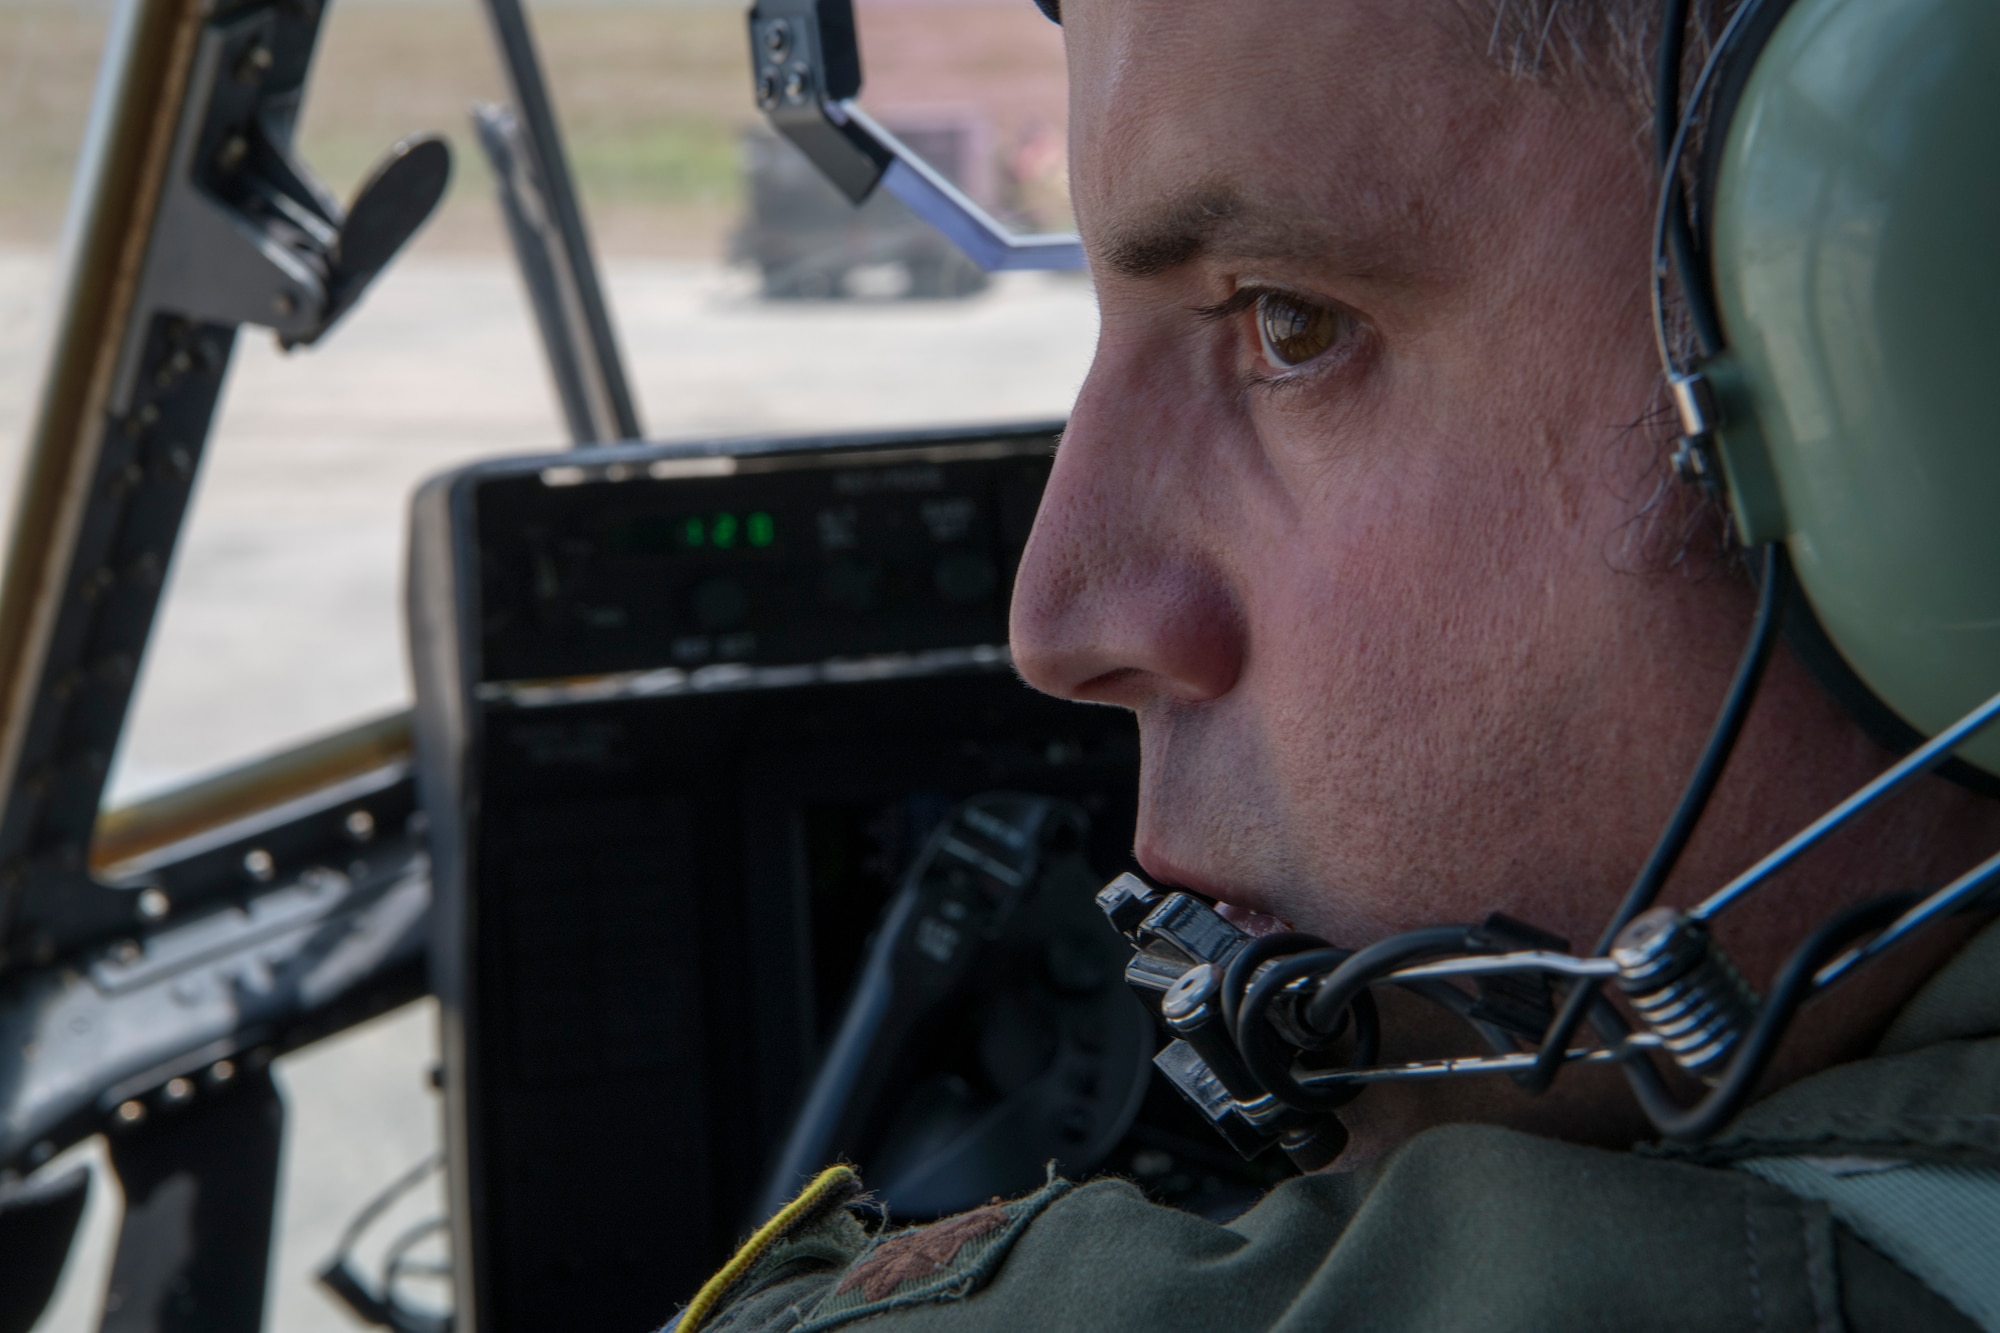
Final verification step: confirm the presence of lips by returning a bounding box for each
[1136,846,1292,937]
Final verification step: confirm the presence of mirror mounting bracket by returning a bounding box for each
[746,0,1086,273]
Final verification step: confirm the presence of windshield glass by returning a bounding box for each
[97,0,1093,808]
[854,0,1074,234]
[0,0,111,537]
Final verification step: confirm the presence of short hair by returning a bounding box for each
[1475,1,1745,120]
[1475,1,1751,571]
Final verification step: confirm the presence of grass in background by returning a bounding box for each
[0,0,755,258]
[299,1,752,257]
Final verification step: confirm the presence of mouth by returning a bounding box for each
[1134,846,1293,938]
[1213,900,1291,938]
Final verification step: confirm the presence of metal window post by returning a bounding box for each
[477,0,643,445]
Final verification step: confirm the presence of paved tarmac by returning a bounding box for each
[0,248,1096,1330]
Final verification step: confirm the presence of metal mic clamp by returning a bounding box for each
[1095,874,1349,1171]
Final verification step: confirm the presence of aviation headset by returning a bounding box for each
[1026,0,2000,1165]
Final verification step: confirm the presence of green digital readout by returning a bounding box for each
[608,510,777,556]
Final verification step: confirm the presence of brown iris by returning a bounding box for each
[1255,292,1345,368]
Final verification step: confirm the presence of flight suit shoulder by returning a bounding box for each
[674,1167,1076,1333]
[677,1125,1978,1333]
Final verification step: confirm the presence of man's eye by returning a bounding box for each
[1255,291,1347,369]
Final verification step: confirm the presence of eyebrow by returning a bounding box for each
[1097,184,1244,278]
[1094,179,1429,284]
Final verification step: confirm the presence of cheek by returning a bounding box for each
[1247,411,1568,687]
[1249,486,1523,751]
[1229,415,1637,904]
[1238,318,1648,723]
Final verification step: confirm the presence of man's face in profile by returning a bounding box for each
[1014,0,1723,951]
[1013,0,1887,961]
[1008,0,2000,1157]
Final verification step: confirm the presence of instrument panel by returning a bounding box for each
[472,434,1050,683]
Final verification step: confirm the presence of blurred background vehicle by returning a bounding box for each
[732,124,993,300]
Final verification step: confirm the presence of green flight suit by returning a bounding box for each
[674,921,2000,1332]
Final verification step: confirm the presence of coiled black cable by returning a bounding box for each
[1621,891,1916,1140]
[1300,926,1478,1037]
[1235,948,1380,1113]
[1220,930,1331,1046]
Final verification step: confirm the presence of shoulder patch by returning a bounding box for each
[836,1205,1006,1301]
[798,1176,1072,1331]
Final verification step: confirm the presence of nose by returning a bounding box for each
[1009,345,1246,709]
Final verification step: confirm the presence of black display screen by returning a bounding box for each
[472,439,1051,682]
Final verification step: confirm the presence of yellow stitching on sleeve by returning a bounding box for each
[679,1164,860,1333]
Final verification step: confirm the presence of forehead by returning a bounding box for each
[1061,0,1513,276]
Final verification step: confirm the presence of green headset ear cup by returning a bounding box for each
[1775,575,2000,798]
[1708,0,2000,776]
